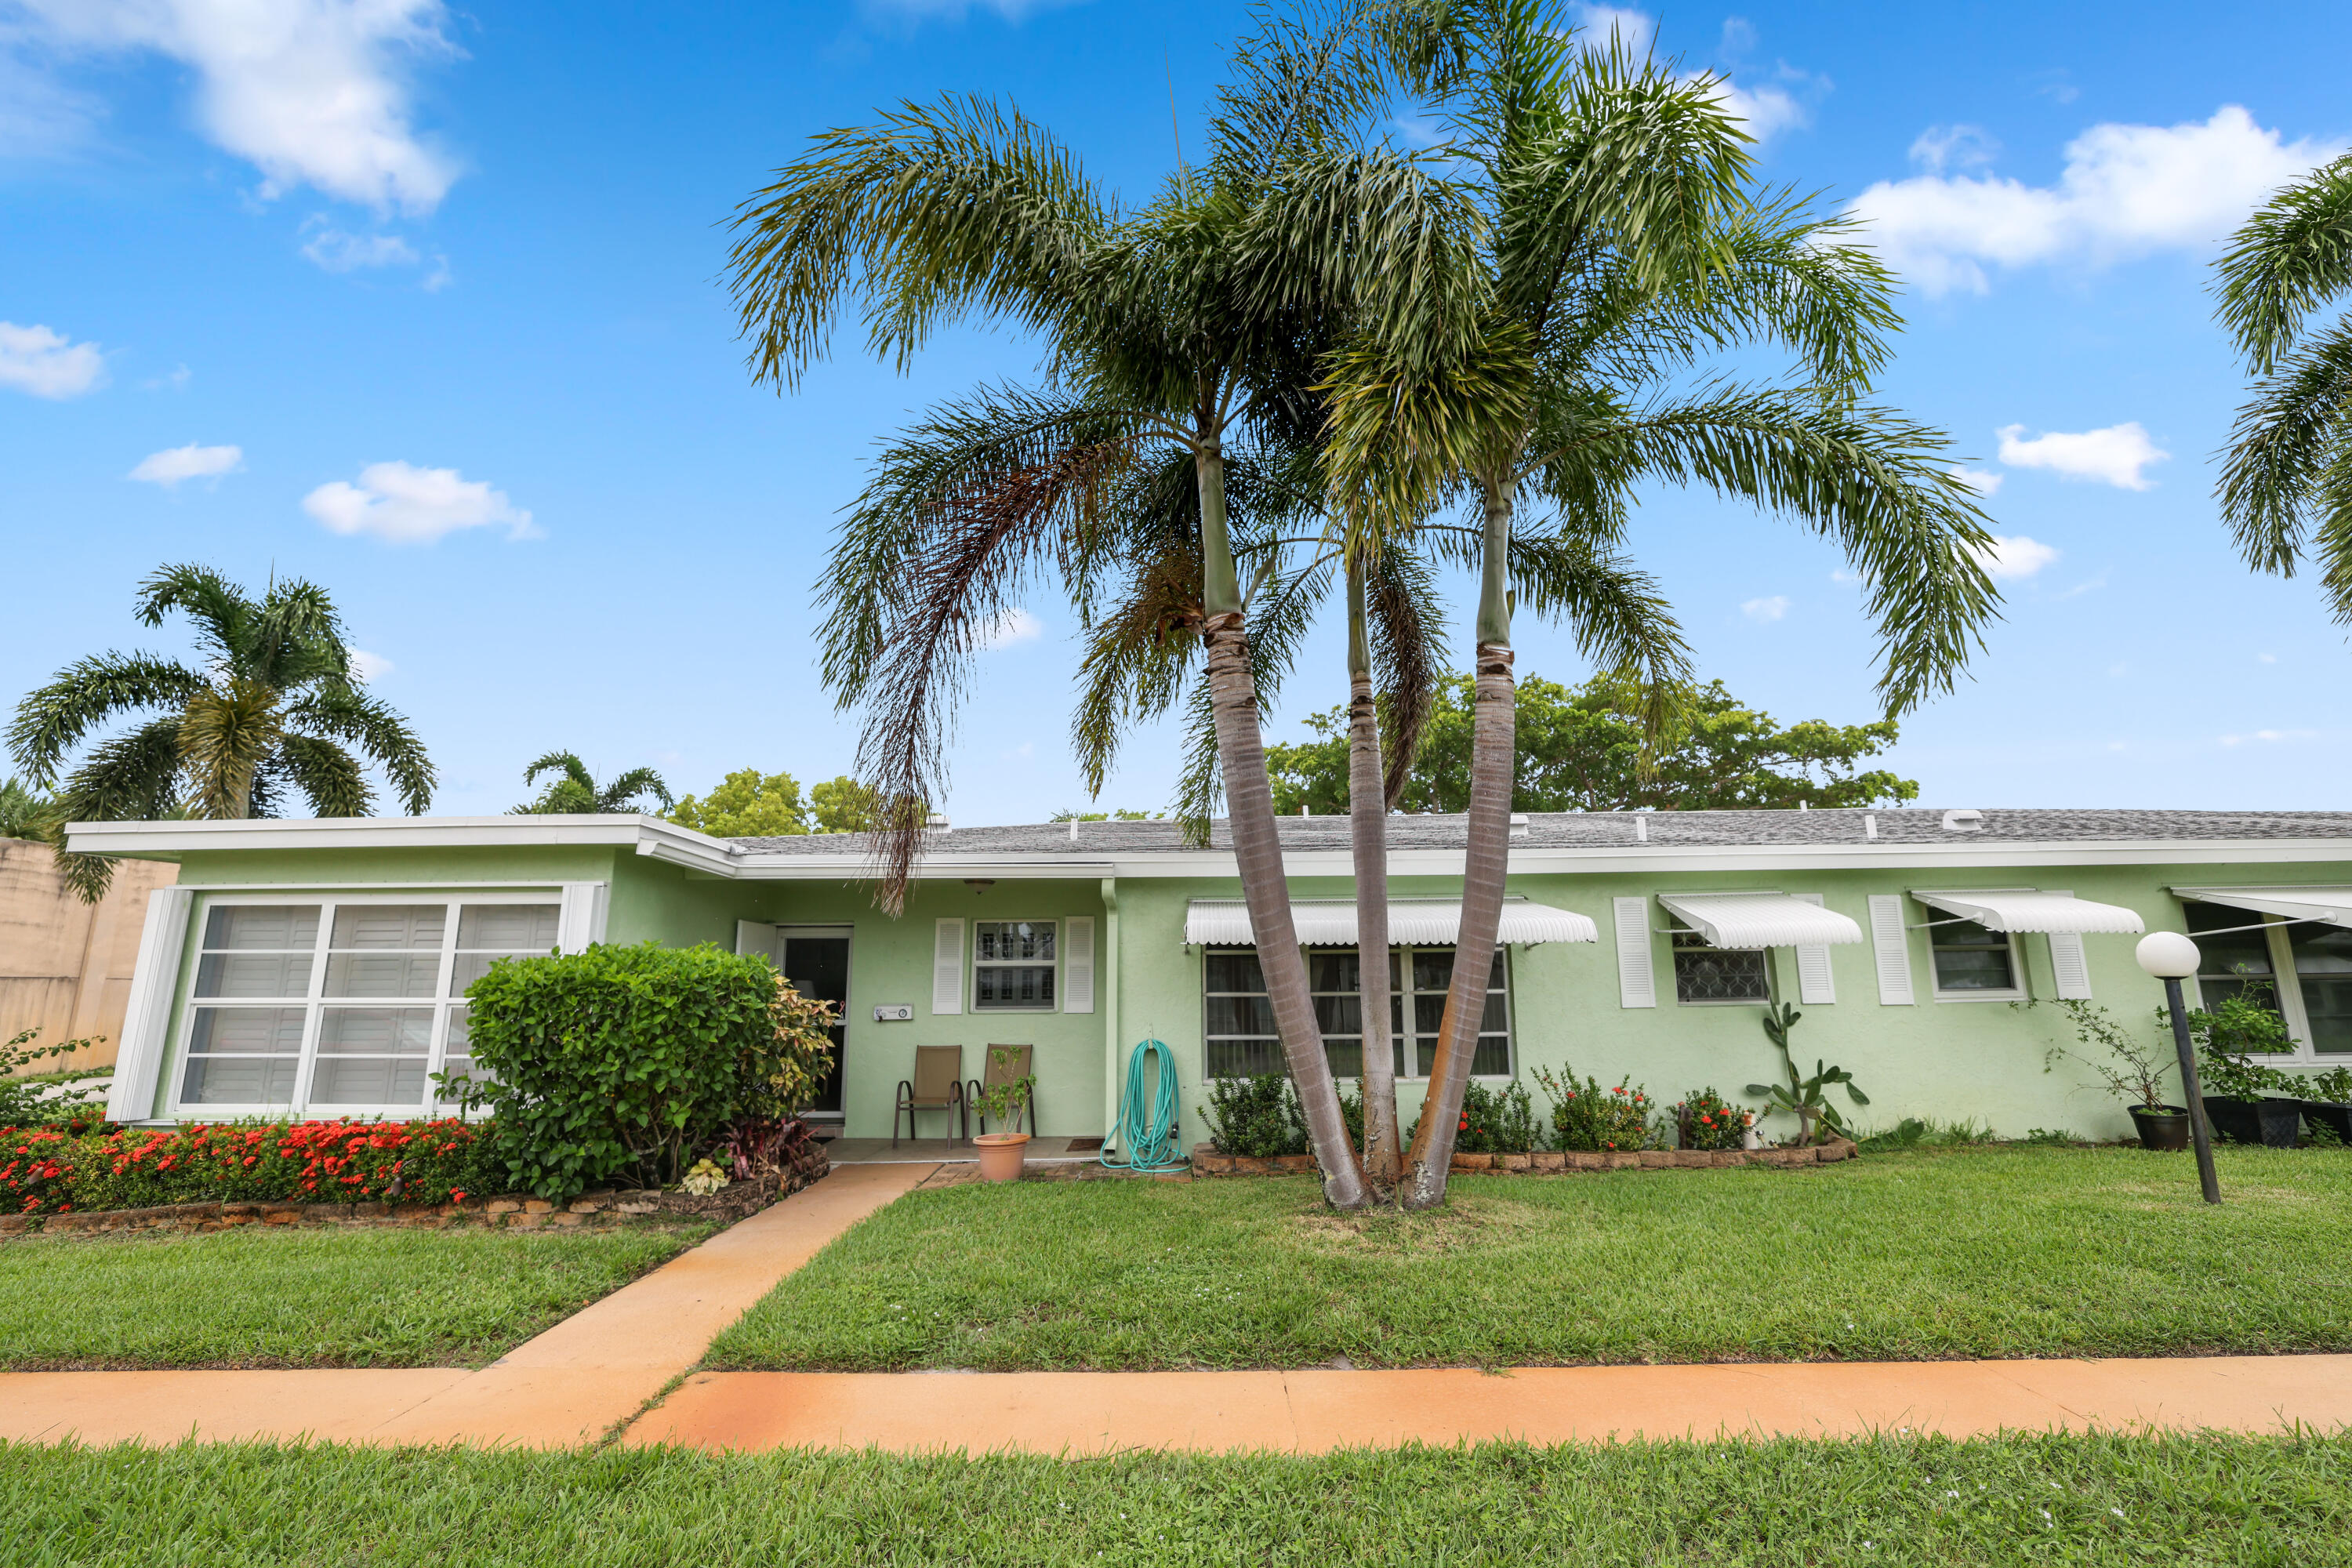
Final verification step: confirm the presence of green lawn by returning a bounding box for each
[709,1146,2352,1371]
[0,1222,711,1370]
[3,1433,2348,1566]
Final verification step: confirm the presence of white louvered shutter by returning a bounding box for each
[1792,893,1837,1004]
[1868,894,1914,1006]
[931,917,965,1015]
[1062,916,1095,1014]
[735,920,778,962]
[1613,897,1657,1008]
[557,882,609,953]
[2046,889,2093,1000]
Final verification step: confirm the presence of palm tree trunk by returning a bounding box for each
[1196,433,1369,1210]
[1345,559,1399,1197]
[1399,474,1517,1210]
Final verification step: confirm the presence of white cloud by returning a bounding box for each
[0,320,105,397]
[1908,124,1997,175]
[141,364,193,392]
[859,0,1080,20]
[13,0,463,214]
[2220,728,2319,746]
[300,223,419,271]
[2259,652,2278,664]
[1850,107,2341,295]
[2059,572,2108,600]
[975,607,1044,648]
[1971,534,2059,581]
[302,461,537,544]
[1571,3,1654,53]
[349,648,393,682]
[1740,595,1789,622]
[1951,466,2003,495]
[1702,76,1808,140]
[129,441,242,486]
[1997,422,2169,490]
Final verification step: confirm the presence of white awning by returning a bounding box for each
[1655,892,1864,949]
[1911,889,2144,935]
[2174,887,2352,928]
[1183,898,1598,948]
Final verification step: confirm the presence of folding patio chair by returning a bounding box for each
[968,1044,1035,1137]
[893,1044,968,1146]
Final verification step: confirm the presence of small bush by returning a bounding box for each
[1532,1065,1654,1152]
[1454,1080,1539,1153]
[0,1029,109,1130]
[1202,1074,1307,1159]
[1,1118,506,1216]
[1673,1087,1754,1151]
[462,942,835,1200]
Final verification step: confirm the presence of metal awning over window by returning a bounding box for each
[1183,897,1597,948]
[1911,889,2144,934]
[1655,892,1864,949]
[2173,887,2352,928]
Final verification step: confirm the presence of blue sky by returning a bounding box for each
[3,0,2347,825]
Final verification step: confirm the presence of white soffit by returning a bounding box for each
[1911,890,2144,935]
[1184,898,1598,947]
[1657,892,1864,948]
[2174,887,2352,928]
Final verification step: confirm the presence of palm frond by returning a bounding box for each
[132,563,252,666]
[1363,545,1449,806]
[2215,151,2352,375]
[284,688,437,815]
[177,677,285,818]
[2216,318,2352,597]
[597,768,676,813]
[274,734,372,818]
[5,654,207,785]
[49,717,185,903]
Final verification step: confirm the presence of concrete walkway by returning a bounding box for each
[627,1356,2352,1454]
[0,1161,933,1448]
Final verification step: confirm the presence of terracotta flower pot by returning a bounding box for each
[973,1131,1031,1183]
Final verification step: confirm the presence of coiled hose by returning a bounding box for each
[1100,1037,1187,1173]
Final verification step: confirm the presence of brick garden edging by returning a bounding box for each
[1189,1139,1859,1178]
[1,1142,829,1237]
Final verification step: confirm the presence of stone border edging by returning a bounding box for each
[1190,1140,1857,1177]
[2,1146,828,1236]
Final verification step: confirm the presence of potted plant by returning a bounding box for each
[2183,989,2302,1147]
[971,1046,1036,1182]
[1745,1003,1869,1147]
[2033,999,2188,1150]
[2299,1065,2352,1145]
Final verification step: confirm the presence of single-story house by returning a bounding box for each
[64,807,2352,1144]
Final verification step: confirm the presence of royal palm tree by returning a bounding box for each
[1327,6,2001,1207]
[511,752,674,815]
[7,563,435,900]
[2214,151,2352,612]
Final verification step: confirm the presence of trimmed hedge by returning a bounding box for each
[1,1118,505,1217]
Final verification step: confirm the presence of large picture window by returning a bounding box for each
[2184,900,2352,1058]
[1203,946,1512,1081]
[177,895,560,1116]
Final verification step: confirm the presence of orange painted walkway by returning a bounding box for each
[630,1356,2352,1454]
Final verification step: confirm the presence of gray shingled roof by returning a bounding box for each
[728,807,2352,857]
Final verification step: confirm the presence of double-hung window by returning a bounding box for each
[973,920,1055,1010]
[1203,946,1512,1081]
[177,894,560,1117]
[1928,917,2024,1000]
[1669,921,1770,1005]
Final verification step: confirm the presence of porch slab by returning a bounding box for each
[624,1355,2352,1455]
[824,1137,1098,1166]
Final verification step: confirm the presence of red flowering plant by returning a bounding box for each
[0,1117,510,1217]
[1447,1080,1540,1154]
[1673,1087,1756,1152]
[1531,1065,1656,1152]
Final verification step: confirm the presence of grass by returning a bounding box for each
[0,1221,712,1370]
[2,1432,2350,1565]
[709,1145,2352,1371]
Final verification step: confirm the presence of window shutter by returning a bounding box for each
[107,886,195,1123]
[931,918,965,1015]
[1613,897,1656,1008]
[1868,894,1914,1005]
[735,920,777,962]
[1792,893,1837,1004]
[557,883,609,954]
[2046,889,2093,1000]
[1062,916,1095,1014]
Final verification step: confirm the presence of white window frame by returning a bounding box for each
[971,917,1059,1013]
[1200,945,1515,1083]
[169,890,562,1121]
[1926,915,2027,1004]
[1667,920,1773,1007]
[2189,909,2344,1064]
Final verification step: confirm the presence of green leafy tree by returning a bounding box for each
[670,768,811,837]
[808,775,882,834]
[7,563,435,900]
[511,752,673,815]
[2212,151,2352,612]
[1267,673,1917,815]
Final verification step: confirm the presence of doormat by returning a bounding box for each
[1064,1136,1105,1153]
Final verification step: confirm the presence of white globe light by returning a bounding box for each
[2136,931,2201,980]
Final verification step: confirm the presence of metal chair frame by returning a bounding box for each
[894,1044,969,1145]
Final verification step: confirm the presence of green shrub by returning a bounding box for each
[461,941,835,1200]
[1672,1087,1754,1151]
[2,1118,506,1216]
[1454,1080,1539,1153]
[0,1029,109,1129]
[1532,1065,1653,1152]
[1202,1074,1306,1159]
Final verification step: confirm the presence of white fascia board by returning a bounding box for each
[733,855,1120,881]
[65,813,740,875]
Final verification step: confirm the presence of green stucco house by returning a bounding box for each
[67,808,2352,1145]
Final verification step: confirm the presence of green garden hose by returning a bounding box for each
[1101,1037,1187,1173]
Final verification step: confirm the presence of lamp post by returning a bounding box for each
[2136,931,2222,1205]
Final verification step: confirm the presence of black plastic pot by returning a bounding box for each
[2128,1105,2190,1151]
[2201,1095,2303,1148]
[2299,1099,2352,1145]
